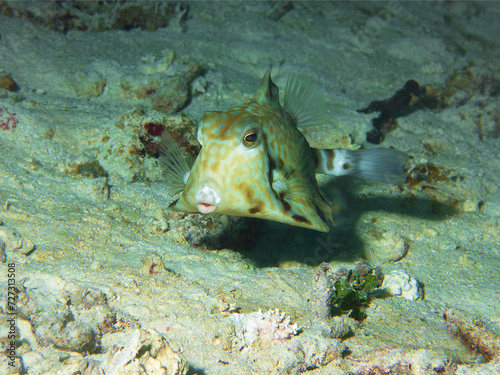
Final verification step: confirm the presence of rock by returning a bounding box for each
[380,270,423,301]
[270,332,345,374]
[444,308,500,363]
[0,241,6,263]
[140,253,167,275]
[421,227,439,237]
[120,60,202,113]
[77,177,110,201]
[59,159,107,178]
[16,285,98,353]
[0,225,34,255]
[228,309,298,349]
[0,1,181,32]
[344,348,455,374]
[70,70,107,98]
[99,329,189,375]
[367,230,408,264]
[0,72,19,91]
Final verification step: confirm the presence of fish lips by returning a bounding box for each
[195,186,221,214]
[168,185,222,215]
[197,202,216,214]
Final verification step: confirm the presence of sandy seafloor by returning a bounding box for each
[0,1,499,374]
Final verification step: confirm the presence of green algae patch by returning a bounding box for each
[331,269,383,321]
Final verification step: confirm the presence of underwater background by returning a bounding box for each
[0,1,499,374]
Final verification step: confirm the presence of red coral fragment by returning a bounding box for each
[144,122,165,137]
[0,106,17,130]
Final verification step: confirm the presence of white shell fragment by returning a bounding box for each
[229,309,298,348]
[380,270,423,301]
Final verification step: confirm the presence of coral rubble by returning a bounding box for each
[228,309,298,349]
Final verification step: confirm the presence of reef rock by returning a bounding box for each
[228,309,298,349]
[98,328,188,375]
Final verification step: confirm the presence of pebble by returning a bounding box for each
[422,228,439,237]
[461,199,478,212]
[366,230,408,264]
[0,71,18,91]
[70,70,107,98]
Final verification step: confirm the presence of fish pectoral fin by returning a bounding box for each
[284,74,329,128]
[158,131,192,196]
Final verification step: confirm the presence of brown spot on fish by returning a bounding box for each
[267,155,277,187]
[277,156,285,170]
[343,162,351,170]
[279,192,292,212]
[312,150,319,170]
[268,156,277,171]
[327,149,335,171]
[209,160,220,173]
[239,182,255,202]
[249,203,263,214]
[292,214,311,224]
[267,153,276,191]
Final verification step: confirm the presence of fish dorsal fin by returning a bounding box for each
[284,74,328,128]
[254,65,280,105]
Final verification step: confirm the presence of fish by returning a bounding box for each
[159,67,409,232]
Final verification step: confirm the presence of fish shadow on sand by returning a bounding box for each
[235,176,459,268]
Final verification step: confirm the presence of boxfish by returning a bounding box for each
[159,67,408,232]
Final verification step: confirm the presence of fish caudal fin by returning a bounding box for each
[158,131,192,196]
[314,147,409,185]
[284,74,328,128]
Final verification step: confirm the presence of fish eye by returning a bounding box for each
[242,128,261,148]
[245,133,257,143]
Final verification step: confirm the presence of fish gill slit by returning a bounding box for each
[315,205,328,225]
[267,154,294,213]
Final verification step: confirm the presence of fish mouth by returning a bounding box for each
[196,186,220,214]
[197,202,217,214]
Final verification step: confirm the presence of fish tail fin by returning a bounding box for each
[314,147,409,185]
[158,131,192,196]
